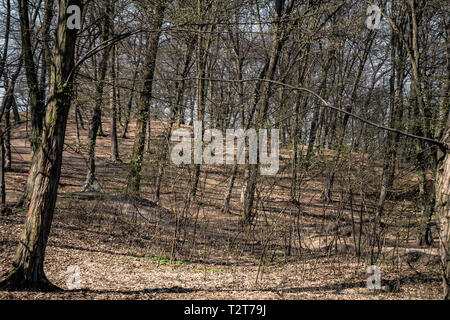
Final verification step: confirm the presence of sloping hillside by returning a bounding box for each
[0,112,442,299]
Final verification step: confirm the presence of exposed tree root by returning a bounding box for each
[0,267,62,292]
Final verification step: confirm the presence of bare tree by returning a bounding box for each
[0,0,83,290]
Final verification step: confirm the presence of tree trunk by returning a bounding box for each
[241,0,295,224]
[436,116,450,299]
[17,0,47,207]
[1,56,23,171]
[127,2,165,194]
[84,0,113,188]
[189,16,212,203]
[305,54,333,165]
[0,0,10,82]
[4,96,12,171]
[121,68,138,139]
[291,46,310,201]
[110,43,120,163]
[322,31,375,202]
[220,28,245,212]
[0,0,82,291]
[419,17,450,246]
[0,131,5,205]
[222,163,238,213]
[12,97,20,124]
[97,116,106,137]
[155,37,195,202]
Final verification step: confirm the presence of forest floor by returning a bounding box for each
[0,112,443,299]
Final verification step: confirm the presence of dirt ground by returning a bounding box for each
[0,112,443,299]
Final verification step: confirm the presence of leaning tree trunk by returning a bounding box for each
[0,0,82,291]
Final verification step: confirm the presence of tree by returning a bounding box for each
[126,1,166,194]
[0,0,83,290]
[18,0,55,207]
[241,0,296,225]
[84,0,114,189]
[436,114,450,299]
[109,40,120,163]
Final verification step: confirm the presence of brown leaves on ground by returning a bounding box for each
[0,114,442,299]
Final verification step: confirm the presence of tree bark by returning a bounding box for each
[0,0,82,291]
[4,96,12,171]
[241,0,295,224]
[121,67,138,139]
[84,0,113,188]
[290,54,309,201]
[110,41,120,163]
[127,2,165,194]
[436,115,450,299]
[0,131,5,205]
[155,37,195,202]
[0,0,10,82]
[1,60,23,171]
[17,0,47,207]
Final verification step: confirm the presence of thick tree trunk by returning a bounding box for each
[0,0,81,291]
[39,0,55,94]
[420,21,450,246]
[436,19,450,296]
[436,118,450,299]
